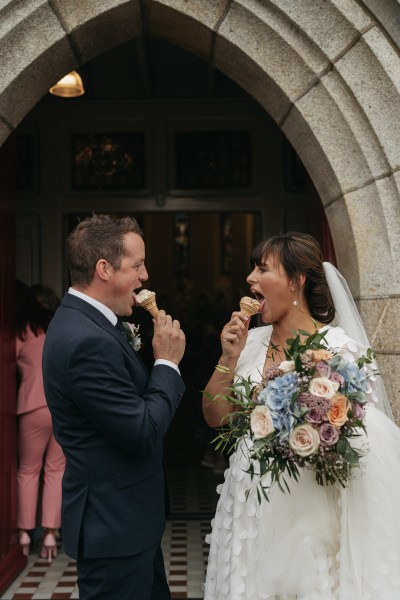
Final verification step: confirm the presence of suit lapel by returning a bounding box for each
[114,323,149,374]
[62,293,149,375]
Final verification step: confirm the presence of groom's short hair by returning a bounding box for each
[67,213,142,288]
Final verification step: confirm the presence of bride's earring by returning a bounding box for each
[291,287,299,307]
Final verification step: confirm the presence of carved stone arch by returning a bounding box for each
[0,0,399,412]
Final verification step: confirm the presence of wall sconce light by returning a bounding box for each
[49,71,85,98]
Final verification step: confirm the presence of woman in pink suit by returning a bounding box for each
[16,281,65,561]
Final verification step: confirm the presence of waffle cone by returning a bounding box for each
[239,296,260,317]
[136,290,159,317]
[140,297,159,317]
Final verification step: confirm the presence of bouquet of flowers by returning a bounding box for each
[211,328,375,503]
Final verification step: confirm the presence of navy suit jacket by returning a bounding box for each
[42,293,185,559]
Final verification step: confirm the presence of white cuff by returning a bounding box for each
[154,359,180,375]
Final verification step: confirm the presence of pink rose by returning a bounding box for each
[250,405,274,439]
[308,377,339,399]
[289,424,320,457]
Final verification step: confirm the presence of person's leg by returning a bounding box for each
[41,421,65,529]
[17,408,50,530]
[39,429,65,561]
[77,544,161,600]
[151,543,171,600]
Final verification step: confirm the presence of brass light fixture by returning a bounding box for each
[49,71,85,98]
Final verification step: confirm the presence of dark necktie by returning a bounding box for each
[115,321,148,373]
[115,320,130,345]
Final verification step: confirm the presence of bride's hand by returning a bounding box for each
[220,311,250,360]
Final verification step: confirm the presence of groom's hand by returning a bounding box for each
[152,310,186,366]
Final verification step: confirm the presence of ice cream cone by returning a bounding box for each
[239,296,260,317]
[136,290,159,317]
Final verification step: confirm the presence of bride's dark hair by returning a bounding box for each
[251,232,336,324]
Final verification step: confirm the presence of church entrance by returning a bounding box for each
[4,25,341,590]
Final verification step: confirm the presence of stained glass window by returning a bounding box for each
[72,133,146,190]
[175,130,251,190]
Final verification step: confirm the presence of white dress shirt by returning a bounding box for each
[68,287,180,374]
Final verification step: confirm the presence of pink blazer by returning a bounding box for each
[16,326,47,415]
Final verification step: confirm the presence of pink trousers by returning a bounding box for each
[17,406,65,530]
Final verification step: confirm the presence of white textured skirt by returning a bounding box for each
[204,405,400,600]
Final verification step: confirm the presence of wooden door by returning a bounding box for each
[0,133,26,594]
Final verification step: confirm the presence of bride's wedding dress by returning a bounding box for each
[204,325,400,600]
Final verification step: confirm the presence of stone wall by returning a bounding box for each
[0,0,399,418]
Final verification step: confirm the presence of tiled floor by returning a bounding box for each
[1,465,223,600]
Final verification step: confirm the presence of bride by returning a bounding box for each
[202,232,400,600]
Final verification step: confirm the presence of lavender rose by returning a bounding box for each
[315,361,331,378]
[329,371,345,387]
[305,407,324,425]
[352,402,366,420]
[319,422,339,446]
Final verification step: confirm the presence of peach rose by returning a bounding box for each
[310,349,333,362]
[289,424,320,457]
[308,377,339,399]
[250,405,274,439]
[327,394,350,427]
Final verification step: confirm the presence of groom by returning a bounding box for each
[42,214,186,600]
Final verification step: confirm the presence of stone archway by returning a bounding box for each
[0,0,399,411]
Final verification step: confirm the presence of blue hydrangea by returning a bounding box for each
[328,355,368,394]
[257,372,299,439]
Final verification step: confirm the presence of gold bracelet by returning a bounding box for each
[215,363,231,374]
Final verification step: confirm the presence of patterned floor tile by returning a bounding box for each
[1,465,220,599]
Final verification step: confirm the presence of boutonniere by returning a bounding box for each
[121,321,142,351]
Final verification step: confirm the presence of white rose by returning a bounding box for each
[250,405,274,439]
[289,424,320,457]
[278,360,296,374]
[308,377,339,399]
